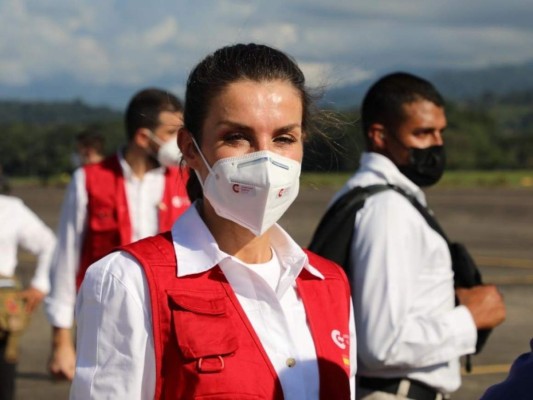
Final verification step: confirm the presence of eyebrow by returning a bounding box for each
[217,120,302,133]
[413,125,447,134]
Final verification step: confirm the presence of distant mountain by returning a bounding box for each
[0,77,136,111]
[321,60,533,110]
[431,60,533,100]
[1,60,533,111]
[0,99,121,124]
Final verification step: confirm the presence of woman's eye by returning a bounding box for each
[274,135,297,144]
[223,132,247,142]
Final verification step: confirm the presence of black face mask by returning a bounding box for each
[398,145,446,187]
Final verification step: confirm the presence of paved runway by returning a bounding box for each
[11,183,533,399]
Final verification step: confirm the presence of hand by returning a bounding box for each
[456,285,506,330]
[48,327,76,381]
[19,286,46,313]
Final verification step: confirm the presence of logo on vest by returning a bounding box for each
[331,329,349,350]
[171,195,190,208]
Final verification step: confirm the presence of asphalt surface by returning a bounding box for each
[11,182,533,400]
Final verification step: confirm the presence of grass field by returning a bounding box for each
[300,170,533,189]
[6,169,533,192]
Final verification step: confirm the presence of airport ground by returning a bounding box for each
[11,181,533,400]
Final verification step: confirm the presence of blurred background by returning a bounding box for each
[1,0,533,181]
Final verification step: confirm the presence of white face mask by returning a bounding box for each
[192,139,301,236]
[149,133,182,166]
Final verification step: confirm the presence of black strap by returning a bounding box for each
[386,185,450,242]
[308,184,391,281]
[387,186,493,360]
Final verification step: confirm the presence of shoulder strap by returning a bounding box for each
[365,185,491,358]
[119,232,175,399]
[308,184,391,279]
[386,185,450,243]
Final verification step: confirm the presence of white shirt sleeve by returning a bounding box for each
[70,251,156,400]
[352,192,477,370]
[45,169,88,328]
[15,201,57,293]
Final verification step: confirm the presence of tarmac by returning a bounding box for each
[11,183,533,400]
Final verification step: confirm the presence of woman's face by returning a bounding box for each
[184,79,304,181]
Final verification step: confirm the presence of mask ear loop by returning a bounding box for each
[148,130,164,147]
[189,134,218,188]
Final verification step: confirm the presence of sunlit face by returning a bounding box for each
[385,100,446,166]
[190,79,304,181]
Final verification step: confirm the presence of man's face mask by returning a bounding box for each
[191,137,301,236]
[398,145,446,187]
[148,132,181,166]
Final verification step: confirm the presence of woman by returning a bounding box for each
[0,193,56,400]
[71,43,356,399]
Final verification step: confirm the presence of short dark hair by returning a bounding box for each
[125,88,183,140]
[76,128,105,154]
[183,43,318,201]
[361,72,445,146]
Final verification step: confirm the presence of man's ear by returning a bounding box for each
[368,123,386,152]
[178,127,202,170]
[133,128,152,149]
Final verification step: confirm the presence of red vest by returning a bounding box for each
[77,155,190,289]
[122,232,352,400]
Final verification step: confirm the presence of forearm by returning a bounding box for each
[49,326,76,380]
[52,326,74,349]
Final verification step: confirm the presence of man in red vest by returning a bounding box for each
[45,88,191,381]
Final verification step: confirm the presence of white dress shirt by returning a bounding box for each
[45,151,167,328]
[336,152,476,394]
[71,203,357,400]
[0,195,56,293]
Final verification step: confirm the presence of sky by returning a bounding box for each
[1,0,533,105]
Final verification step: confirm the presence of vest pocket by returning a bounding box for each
[168,291,239,362]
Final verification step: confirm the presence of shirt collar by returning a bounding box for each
[117,148,165,181]
[171,201,324,281]
[357,152,427,205]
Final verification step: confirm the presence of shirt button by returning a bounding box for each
[286,357,296,368]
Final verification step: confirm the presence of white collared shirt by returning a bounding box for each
[71,203,357,400]
[340,152,476,393]
[0,195,56,292]
[45,151,167,328]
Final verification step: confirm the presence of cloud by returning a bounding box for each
[0,0,532,103]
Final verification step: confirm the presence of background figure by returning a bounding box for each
[480,338,533,400]
[71,128,105,167]
[45,87,191,381]
[310,72,505,400]
[0,195,56,400]
[71,43,356,399]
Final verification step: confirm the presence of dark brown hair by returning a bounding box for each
[125,88,183,141]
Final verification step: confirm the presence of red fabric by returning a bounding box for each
[121,233,352,400]
[77,155,190,289]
